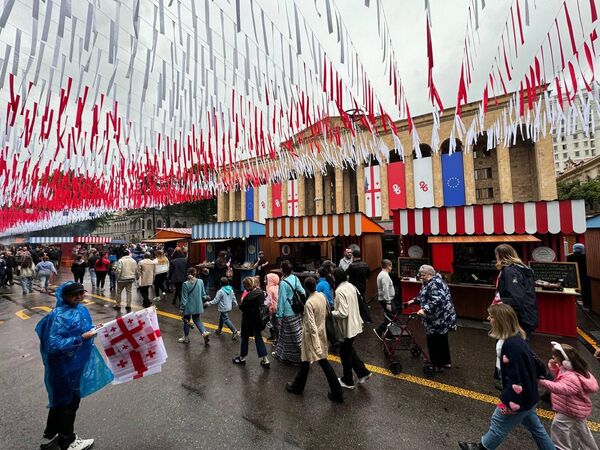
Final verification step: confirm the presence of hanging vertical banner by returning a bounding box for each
[258,185,268,223]
[287,178,298,217]
[364,164,382,218]
[413,157,435,208]
[271,183,283,218]
[245,187,255,221]
[441,152,466,207]
[387,161,407,211]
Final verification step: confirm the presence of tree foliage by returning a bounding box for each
[557,178,600,212]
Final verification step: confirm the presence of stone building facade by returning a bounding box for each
[217,95,558,223]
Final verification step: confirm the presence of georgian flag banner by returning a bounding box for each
[287,179,299,217]
[364,164,382,218]
[97,307,167,384]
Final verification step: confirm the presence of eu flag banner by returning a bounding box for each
[246,187,255,221]
[441,152,466,207]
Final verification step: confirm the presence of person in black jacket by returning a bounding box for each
[567,243,591,309]
[232,277,270,367]
[347,248,370,299]
[493,244,538,338]
[169,250,189,308]
[459,304,552,450]
[71,256,87,283]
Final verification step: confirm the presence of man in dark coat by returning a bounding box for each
[347,248,370,299]
[169,251,189,307]
[496,264,538,336]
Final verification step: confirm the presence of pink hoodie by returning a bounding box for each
[539,365,599,419]
[266,273,280,314]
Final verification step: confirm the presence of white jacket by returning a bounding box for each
[116,255,137,282]
[332,281,364,339]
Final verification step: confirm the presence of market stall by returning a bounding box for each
[265,213,384,297]
[393,200,587,337]
[191,220,266,290]
[143,228,198,262]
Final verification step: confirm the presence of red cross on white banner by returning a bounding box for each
[287,179,298,216]
[365,165,382,217]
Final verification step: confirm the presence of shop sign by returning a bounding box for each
[532,246,556,262]
[407,245,424,258]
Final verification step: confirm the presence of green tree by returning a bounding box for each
[557,178,600,213]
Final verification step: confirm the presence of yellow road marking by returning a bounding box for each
[577,327,599,350]
[15,310,30,320]
[32,306,52,312]
[86,292,600,431]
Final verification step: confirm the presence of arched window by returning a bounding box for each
[183,221,187,227]
[441,138,463,154]
[147,219,152,230]
[412,144,433,159]
[157,219,163,228]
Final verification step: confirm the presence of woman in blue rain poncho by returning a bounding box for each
[36,282,113,450]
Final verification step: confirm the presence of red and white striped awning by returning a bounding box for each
[266,213,384,238]
[74,236,112,244]
[393,200,586,236]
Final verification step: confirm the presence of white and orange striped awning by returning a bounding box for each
[393,200,586,236]
[266,213,384,238]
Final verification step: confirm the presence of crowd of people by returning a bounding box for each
[7,239,596,450]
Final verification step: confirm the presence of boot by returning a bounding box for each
[458,442,485,450]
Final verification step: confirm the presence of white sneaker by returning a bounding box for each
[357,372,372,385]
[68,436,94,450]
[177,337,190,343]
[338,377,355,390]
[202,332,211,345]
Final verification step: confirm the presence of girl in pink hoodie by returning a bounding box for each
[538,342,599,450]
[265,273,280,342]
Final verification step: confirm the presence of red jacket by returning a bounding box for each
[539,365,598,419]
[94,257,110,273]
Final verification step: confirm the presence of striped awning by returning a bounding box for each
[266,213,385,238]
[155,228,192,236]
[393,200,586,236]
[29,236,74,243]
[192,221,265,239]
[74,236,112,244]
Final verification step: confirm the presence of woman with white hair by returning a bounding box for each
[406,265,456,372]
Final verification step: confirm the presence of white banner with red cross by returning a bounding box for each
[97,307,167,384]
[364,164,382,218]
[287,179,299,217]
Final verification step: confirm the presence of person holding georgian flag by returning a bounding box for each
[36,282,113,450]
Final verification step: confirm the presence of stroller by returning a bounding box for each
[375,305,437,377]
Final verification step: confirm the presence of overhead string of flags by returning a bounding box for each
[0,0,599,234]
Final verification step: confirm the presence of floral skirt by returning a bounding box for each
[274,314,302,364]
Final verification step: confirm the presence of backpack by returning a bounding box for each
[352,285,372,323]
[282,277,307,315]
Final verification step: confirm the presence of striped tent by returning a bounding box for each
[192,221,265,240]
[266,213,385,238]
[28,236,74,243]
[75,236,112,244]
[393,200,587,236]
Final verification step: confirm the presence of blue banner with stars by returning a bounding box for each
[245,187,255,221]
[442,152,466,207]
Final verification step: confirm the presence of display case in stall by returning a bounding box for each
[394,200,587,337]
[191,220,266,291]
[265,213,384,297]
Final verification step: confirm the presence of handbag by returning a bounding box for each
[282,278,307,315]
[353,286,372,323]
[325,301,339,342]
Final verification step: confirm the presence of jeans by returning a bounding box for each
[240,331,267,358]
[139,285,151,307]
[22,276,33,294]
[481,406,556,450]
[109,272,116,290]
[38,274,50,290]
[88,268,96,286]
[44,395,80,449]
[218,311,237,333]
[339,337,370,386]
[183,314,207,336]
[96,271,107,289]
[291,360,343,399]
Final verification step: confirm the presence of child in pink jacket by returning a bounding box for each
[538,342,599,450]
[265,273,279,342]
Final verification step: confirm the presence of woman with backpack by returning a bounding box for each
[20,256,35,294]
[178,268,210,345]
[232,277,270,367]
[332,268,372,390]
[458,304,554,450]
[272,260,306,365]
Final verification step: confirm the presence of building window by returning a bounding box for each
[562,144,567,150]
[554,154,558,160]
[592,149,596,156]
[575,151,580,157]
[575,142,579,148]
[555,163,559,169]
[563,153,568,159]
[476,187,494,200]
[584,140,589,146]
[585,150,590,156]
[474,167,493,180]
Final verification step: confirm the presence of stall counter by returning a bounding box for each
[400,280,577,337]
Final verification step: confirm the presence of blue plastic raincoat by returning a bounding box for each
[36,282,113,408]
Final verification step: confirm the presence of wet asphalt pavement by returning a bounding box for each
[1,272,599,449]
